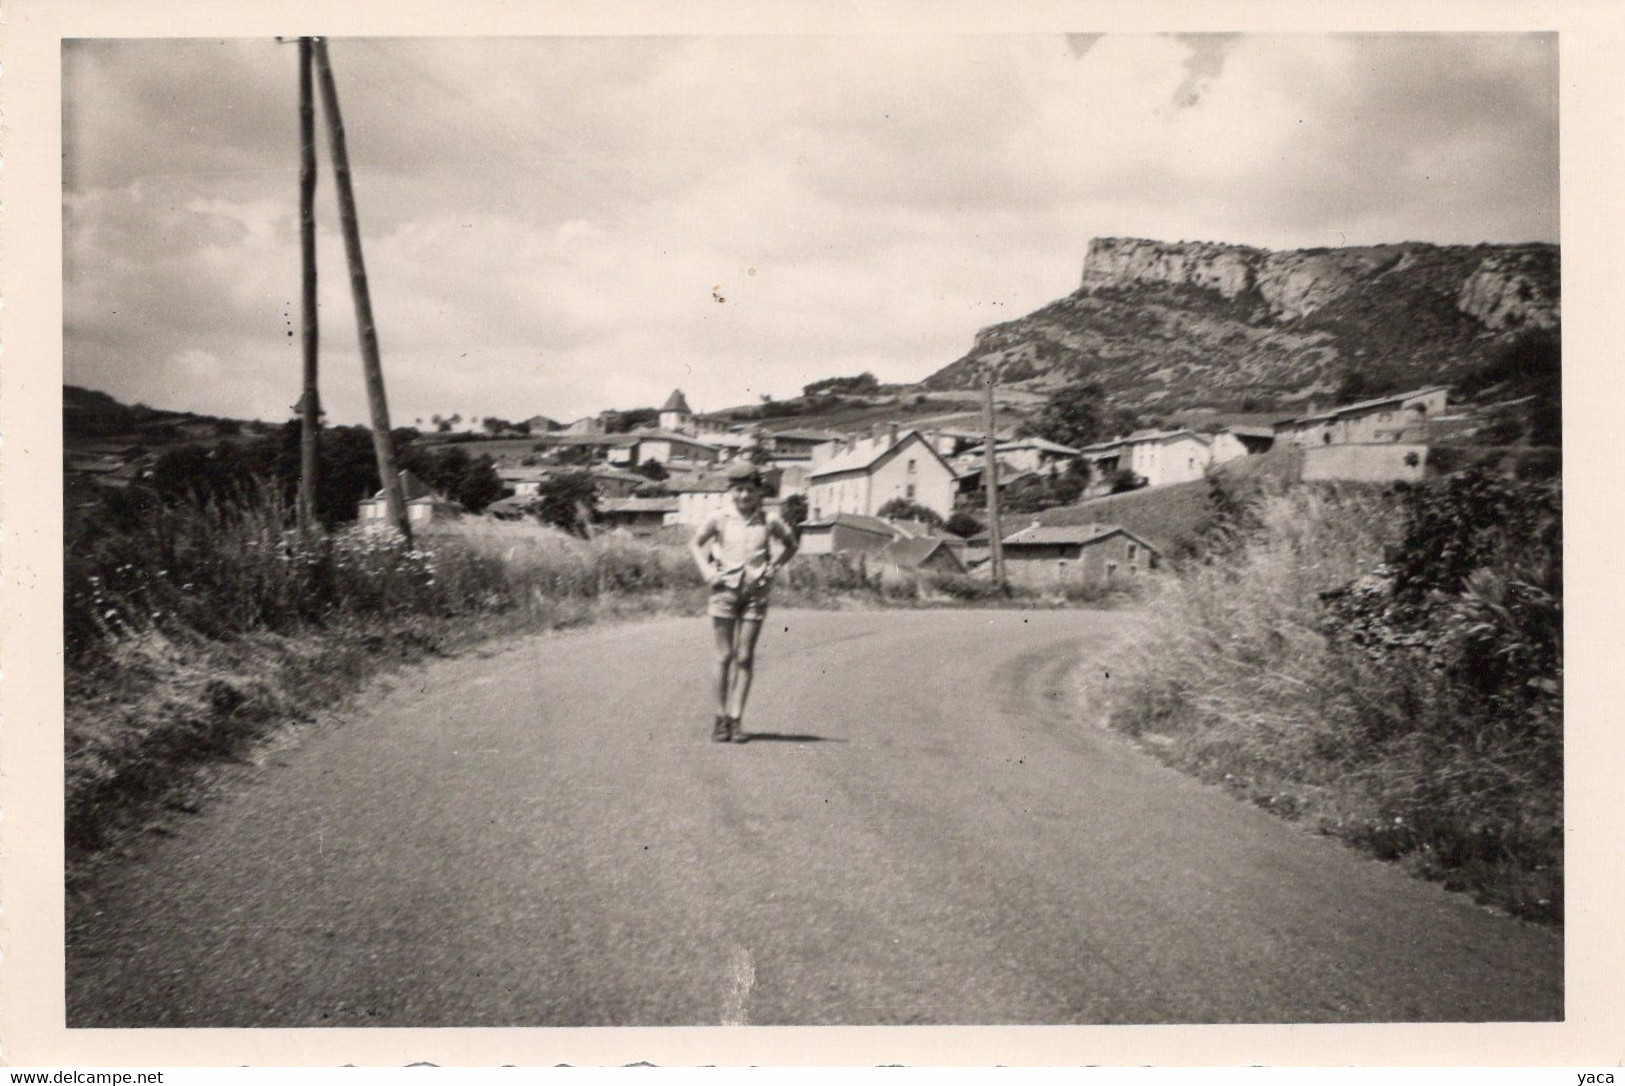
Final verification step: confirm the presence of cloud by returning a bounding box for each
[1169,33,1241,108]
[1065,34,1104,59]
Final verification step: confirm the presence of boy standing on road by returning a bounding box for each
[689,462,799,744]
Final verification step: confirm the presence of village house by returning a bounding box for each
[960,436,1082,477]
[523,414,563,434]
[589,465,652,498]
[796,513,899,556]
[358,470,466,527]
[1209,425,1276,465]
[657,389,694,433]
[950,461,1038,498]
[1274,386,1448,447]
[805,427,956,523]
[761,428,845,462]
[998,521,1160,588]
[563,413,610,435]
[695,430,754,461]
[596,496,680,535]
[655,388,734,437]
[664,468,784,527]
[1079,428,1213,489]
[797,512,966,567]
[878,535,966,575]
[926,428,987,458]
[532,432,636,464]
[774,462,813,498]
[613,429,724,469]
[497,467,547,500]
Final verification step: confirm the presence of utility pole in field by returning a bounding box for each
[296,37,321,536]
[311,37,411,542]
[983,376,1005,589]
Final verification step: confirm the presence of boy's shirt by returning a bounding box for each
[699,507,789,589]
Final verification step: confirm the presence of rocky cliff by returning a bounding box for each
[923,237,1558,410]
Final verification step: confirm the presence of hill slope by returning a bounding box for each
[922,237,1557,413]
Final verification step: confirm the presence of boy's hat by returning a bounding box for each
[724,460,762,483]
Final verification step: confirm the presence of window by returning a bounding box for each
[1128,543,1138,563]
[907,458,917,474]
[906,483,916,500]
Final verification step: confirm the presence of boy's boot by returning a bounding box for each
[712,715,731,743]
[729,717,749,744]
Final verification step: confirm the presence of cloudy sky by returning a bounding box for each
[63,33,1557,426]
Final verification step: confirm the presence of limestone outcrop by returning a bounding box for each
[923,236,1560,408]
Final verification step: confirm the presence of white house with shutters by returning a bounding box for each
[1079,428,1214,489]
[805,429,956,523]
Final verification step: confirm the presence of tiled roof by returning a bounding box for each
[1079,428,1210,454]
[965,436,1083,457]
[368,470,438,502]
[1002,522,1130,547]
[881,537,958,570]
[599,497,679,514]
[664,473,736,494]
[800,512,895,536]
[769,428,844,443]
[808,431,941,479]
[1224,425,1276,439]
[1285,386,1449,426]
[661,389,692,413]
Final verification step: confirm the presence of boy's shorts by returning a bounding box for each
[708,580,771,622]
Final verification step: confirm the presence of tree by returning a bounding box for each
[531,470,598,535]
[1107,467,1148,494]
[803,372,881,398]
[779,493,809,530]
[944,510,983,538]
[1033,382,1109,448]
[401,445,504,513]
[635,458,669,481]
[602,407,658,434]
[554,443,598,467]
[1335,364,1403,404]
[876,497,944,529]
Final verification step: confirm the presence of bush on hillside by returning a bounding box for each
[876,498,945,529]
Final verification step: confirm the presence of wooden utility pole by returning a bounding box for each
[311,37,411,541]
[296,37,321,536]
[983,376,1005,588]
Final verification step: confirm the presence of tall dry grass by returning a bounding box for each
[1098,480,1562,922]
[67,490,1139,855]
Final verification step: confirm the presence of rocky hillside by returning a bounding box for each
[922,237,1558,411]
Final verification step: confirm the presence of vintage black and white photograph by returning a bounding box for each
[57,28,1564,1032]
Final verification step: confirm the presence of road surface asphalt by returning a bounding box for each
[67,608,1561,1026]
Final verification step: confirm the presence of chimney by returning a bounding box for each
[887,421,899,448]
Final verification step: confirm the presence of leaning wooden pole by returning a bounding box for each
[983,376,1005,588]
[312,38,410,541]
[296,37,321,536]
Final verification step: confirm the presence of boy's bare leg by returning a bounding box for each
[711,617,736,735]
[726,617,765,731]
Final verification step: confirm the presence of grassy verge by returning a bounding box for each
[67,495,1142,860]
[1088,476,1561,923]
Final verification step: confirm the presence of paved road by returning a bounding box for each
[67,609,1561,1026]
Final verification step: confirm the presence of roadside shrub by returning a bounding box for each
[1095,476,1562,921]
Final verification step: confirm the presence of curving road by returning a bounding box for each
[67,608,1561,1026]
